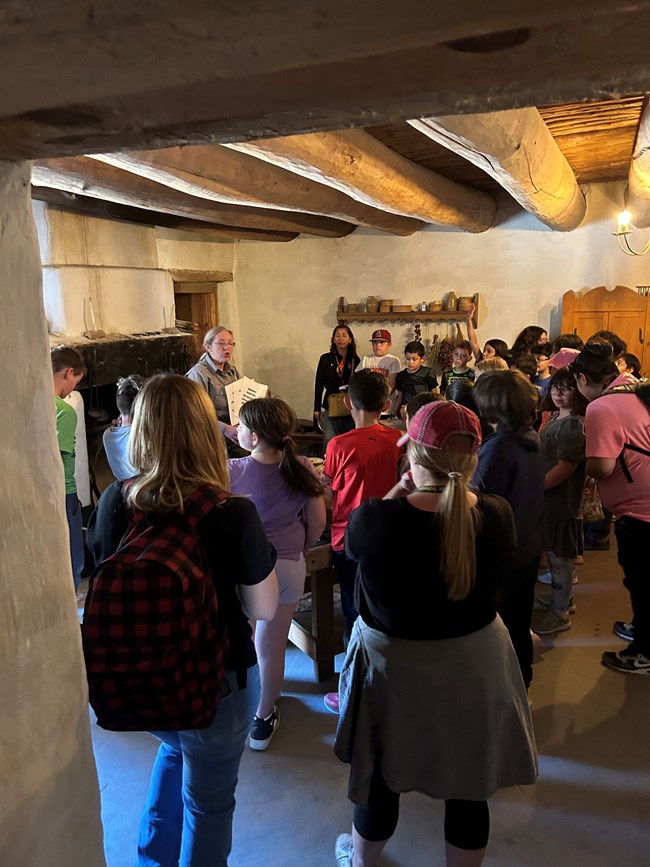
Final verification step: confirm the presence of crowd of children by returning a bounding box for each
[50,313,648,867]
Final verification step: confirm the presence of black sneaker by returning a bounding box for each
[249,705,280,751]
[613,620,634,642]
[601,647,650,676]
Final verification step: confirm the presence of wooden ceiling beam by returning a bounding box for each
[32,188,297,242]
[0,2,639,117]
[227,129,497,232]
[92,149,424,236]
[32,157,354,238]
[1,7,650,158]
[625,99,650,229]
[409,108,586,231]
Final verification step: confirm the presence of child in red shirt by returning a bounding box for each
[324,371,403,640]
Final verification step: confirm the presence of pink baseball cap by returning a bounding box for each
[397,401,482,453]
[370,329,392,342]
[549,347,580,369]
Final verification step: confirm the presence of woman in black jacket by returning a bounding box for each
[313,324,360,448]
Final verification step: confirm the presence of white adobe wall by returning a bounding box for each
[0,162,105,866]
[233,181,650,418]
[33,203,236,339]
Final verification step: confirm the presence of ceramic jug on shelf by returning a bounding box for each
[444,291,458,312]
[366,295,380,314]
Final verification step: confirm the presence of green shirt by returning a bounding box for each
[55,395,77,494]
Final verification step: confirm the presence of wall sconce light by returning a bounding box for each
[613,209,650,256]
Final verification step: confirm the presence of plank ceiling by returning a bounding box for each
[368,96,645,191]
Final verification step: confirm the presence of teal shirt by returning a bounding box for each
[55,395,77,494]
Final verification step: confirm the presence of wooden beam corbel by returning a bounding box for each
[93,148,424,236]
[227,129,497,233]
[409,108,586,231]
[32,157,355,238]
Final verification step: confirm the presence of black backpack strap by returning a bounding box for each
[620,443,650,483]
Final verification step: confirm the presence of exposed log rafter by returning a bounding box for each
[227,129,497,233]
[92,148,424,236]
[32,187,297,243]
[409,108,586,231]
[625,98,650,229]
[32,157,355,238]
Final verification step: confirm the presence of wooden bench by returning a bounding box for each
[289,543,343,681]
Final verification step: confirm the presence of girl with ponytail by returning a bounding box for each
[230,397,326,750]
[333,401,536,867]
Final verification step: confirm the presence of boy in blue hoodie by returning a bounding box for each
[472,370,545,690]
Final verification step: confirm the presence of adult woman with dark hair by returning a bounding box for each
[572,344,650,674]
[510,325,548,360]
[314,324,360,447]
[86,374,279,867]
[333,401,537,867]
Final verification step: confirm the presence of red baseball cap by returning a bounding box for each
[370,329,392,342]
[397,400,482,453]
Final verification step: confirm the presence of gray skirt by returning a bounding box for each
[334,617,538,804]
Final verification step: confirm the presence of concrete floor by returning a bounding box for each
[92,542,650,866]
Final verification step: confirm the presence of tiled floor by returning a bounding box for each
[91,543,650,866]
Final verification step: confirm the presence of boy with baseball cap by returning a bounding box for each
[356,329,401,415]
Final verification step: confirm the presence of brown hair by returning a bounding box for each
[540,367,588,415]
[127,374,228,513]
[238,398,324,498]
[347,370,389,413]
[51,344,86,375]
[473,369,539,431]
[407,440,480,601]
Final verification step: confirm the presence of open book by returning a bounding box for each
[225,377,269,425]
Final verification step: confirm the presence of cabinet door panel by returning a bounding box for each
[607,311,644,359]
[574,312,606,341]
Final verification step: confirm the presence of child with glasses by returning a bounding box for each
[532,368,588,636]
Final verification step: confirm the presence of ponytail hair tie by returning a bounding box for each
[448,471,462,480]
[282,435,292,444]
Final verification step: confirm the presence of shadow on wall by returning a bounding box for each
[248,348,315,418]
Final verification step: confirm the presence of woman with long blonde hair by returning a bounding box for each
[86,374,278,867]
[333,401,537,867]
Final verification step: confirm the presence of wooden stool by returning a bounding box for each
[289,543,343,681]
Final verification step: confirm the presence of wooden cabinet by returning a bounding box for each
[561,285,649,375]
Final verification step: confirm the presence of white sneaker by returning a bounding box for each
[335,833,354,867]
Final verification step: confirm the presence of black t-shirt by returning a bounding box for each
[86,482,276,671]
[345,494,515,640]
[395,366,438,402]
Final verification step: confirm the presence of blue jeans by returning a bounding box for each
[65,492,84,590]
[137,666,260,867]
[546,550,574,613]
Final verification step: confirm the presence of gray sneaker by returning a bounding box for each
[535,591,576,615]
[335,833,354,867]
[531,608,571,636]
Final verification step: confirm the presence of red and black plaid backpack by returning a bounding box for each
[82,485,228,732]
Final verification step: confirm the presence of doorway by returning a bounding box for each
[173,281,219,361]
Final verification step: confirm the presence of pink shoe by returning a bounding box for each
[324,692,340,714]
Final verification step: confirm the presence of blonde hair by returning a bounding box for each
[476,356,508,374]
[127,374,229,513]
[407,440,480,601]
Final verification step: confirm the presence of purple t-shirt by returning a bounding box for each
[227,456,313,560]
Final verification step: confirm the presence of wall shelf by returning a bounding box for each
[337,292,481,327]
